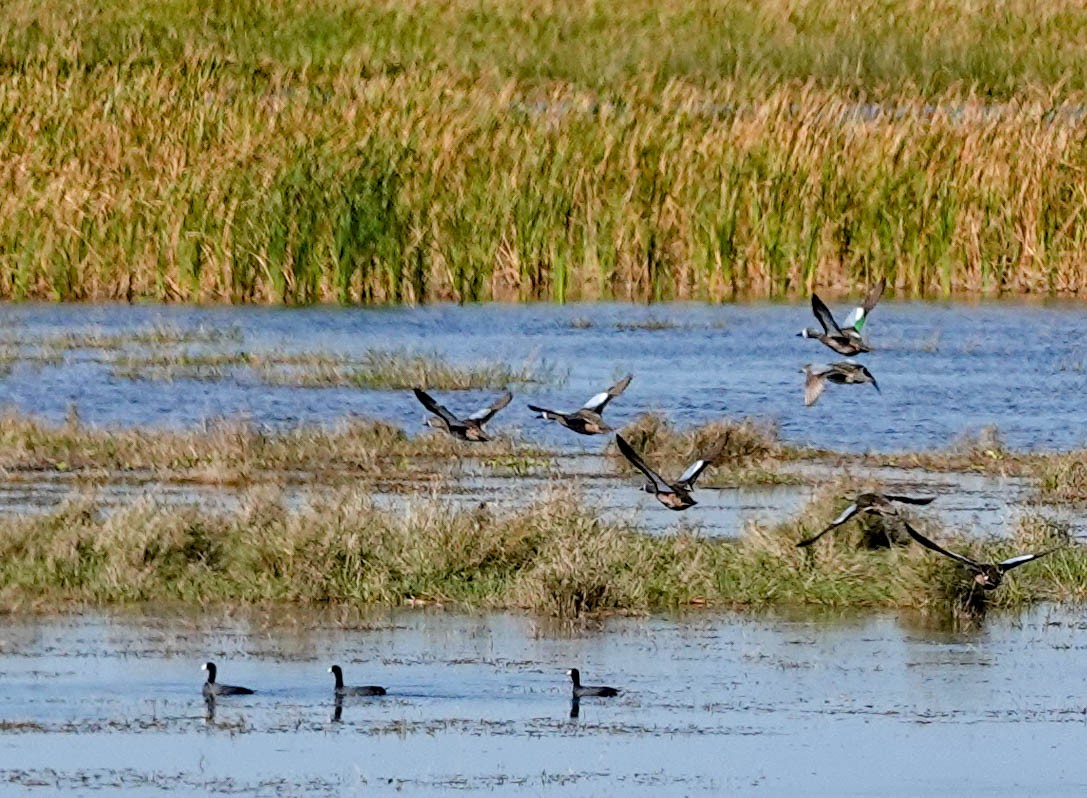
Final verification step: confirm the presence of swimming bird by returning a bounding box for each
[528,375,632,435]
[802,362,880,406]
[567,668,619,698]
[413,387,512,442]
[615,433,723,511]
[902,520,1059,591]
[797,492,936,547]
[798,279,886,355]
[329,665,386,697]
[201,661,254,697]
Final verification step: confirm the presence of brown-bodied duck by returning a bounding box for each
[528,375,632,435]
[413,387,512,442]
[802,362,880,406]
[902,520,1059,590]
[798,279,886,356]
[567,668,619,698]
[797,492,936,547]
[201,661,254,697]
[329,665,386,697]
[615,433,722,511]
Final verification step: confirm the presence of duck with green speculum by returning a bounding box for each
[528,375,632,436]
[799,278,886,356]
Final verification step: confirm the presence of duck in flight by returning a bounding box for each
[413,388,512,442]
[802,362,880,406]
[799,279,886,356]
[615,433,723,511]
[902,520,1059,591]
[797,492,936,547]
[528,375,632,436]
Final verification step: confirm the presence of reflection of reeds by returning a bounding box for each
[0,488,1075,616]
[4,0,1087,303]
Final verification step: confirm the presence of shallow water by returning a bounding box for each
[3,607,1087,795]
[0,300,1085,453]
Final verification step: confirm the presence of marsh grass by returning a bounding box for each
[612,413,809,486]
[1035,450,1087,504]
[110,348,559,389]
[4,0,1087,303]
[0,488,1079,616]
[0,412,543,485]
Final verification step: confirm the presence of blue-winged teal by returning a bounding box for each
[902,520,1059,590]
[615,433,723,511]
[329,665,386,697]
[802,362,880,406]
[567,668,619,698]
[202,661,254,697]
[798,279,886,356]
[528,375,632,436]
[797,492,935,547]
[413,388,512,442]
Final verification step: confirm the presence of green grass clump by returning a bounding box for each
[2,0,1087,303]
[611,413,809,486]
[110,347,558,389]
[0,489,1078,617]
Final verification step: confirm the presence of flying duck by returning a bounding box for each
[413,387,512,441]
[528,375,632,435]
[797,492,936,547]
[201,661,254,697]
[798,279,886,355]
[567,668,619,698]
[802,362,880,406]
[902,520,1059,591]
[615,433,722,511]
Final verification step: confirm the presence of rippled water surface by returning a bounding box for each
[0,300,1085,452]
[3,607,1087,795]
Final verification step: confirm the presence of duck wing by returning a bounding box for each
[582,374,633,413]
[842,278,887,332]
[467,391,513,424]
[615,434,671,492]
[884,494,936,506]
[810,294,845,336]
[902,521,983,570]
[676,433,729,489]
[796,502,860,547]
[803,368,827,406]
[997,548,1060,573]
[413,388,462,427]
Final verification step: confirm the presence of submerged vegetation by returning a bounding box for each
[3,0,1087,303]
[0,489,1078,617]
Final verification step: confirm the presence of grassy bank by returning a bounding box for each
[3,0,1087,303]
[0,489,1079,617]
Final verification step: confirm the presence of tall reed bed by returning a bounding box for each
[2,0,1087,303]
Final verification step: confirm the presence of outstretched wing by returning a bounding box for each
[902,521,983,569]
[842,278,886,332]
[468,391,513,424]
[804,369,827,406]
[998,548,1059,572]
[884,494,936,506]
[796,503,860,548]
[582,374,633,413]
[676,432,729,489]
[810,294,844,336]
[615,434,670,492]
[862,366,881,393]
[413,388,462,427]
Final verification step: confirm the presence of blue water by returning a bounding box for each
[2,607,1087,795]
[0,299,1084,453]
